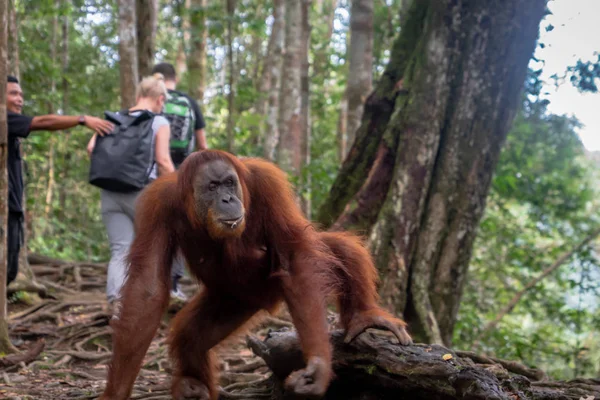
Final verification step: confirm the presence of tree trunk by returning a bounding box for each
[58,7,69,218]
[336,95,348,163]
[225,0,236,153]
[45,5,59,220]
[188,0,207,102]
[319,0,547,346]
[44,141,55,220]
[175,0,190,77]
[249,3,265,84]
[316,4,425,227]
[255,0,284,118]
[136,0,157,78]
[7,0,18,78]
[299,0,311,217]
[0,0,18,355]
[276,0,302,177]
[312,0,336,79]
[263,0,285,161]
[344,0,374,158]
[118,0,138,109]
[400,0,412,25]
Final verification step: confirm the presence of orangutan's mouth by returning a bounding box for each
[220,216,244,229]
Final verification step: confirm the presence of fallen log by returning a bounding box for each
[234,329,600,400]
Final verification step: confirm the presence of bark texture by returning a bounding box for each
[344,0,374,158]
[241,330,600,400]
[7,0,19,78]
[255,0,284,117]
[188,0,207,101]
[312,0,336,79]
[276,0,302,176]
[226,0,236,152]
[118,0,139,109]
[0,0,17,355]
[316,3,427,227]
[299,0,312,217]
[318,0,547,345]
[263,0,285,161]
[136,0,157,78]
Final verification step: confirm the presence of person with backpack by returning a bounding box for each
[5,75,114,287]
[151,63,207,163]
[150,63,207,301]
[87,73,175,304]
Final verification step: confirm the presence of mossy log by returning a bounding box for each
[229,329,600,400]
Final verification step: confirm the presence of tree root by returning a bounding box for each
[0,339,45,368]
[46,350,111,361]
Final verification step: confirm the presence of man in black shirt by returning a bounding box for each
[6,75,113,285]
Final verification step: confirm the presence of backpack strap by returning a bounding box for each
[104,109,155,129]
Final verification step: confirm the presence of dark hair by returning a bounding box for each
[7,75,19,84]
[151,63,176,81]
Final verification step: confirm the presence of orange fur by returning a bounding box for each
[100,150,410,400]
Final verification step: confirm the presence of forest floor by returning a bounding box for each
[1,259,291,399]
[4,260,600,400]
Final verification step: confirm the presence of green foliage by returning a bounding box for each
[454,70,600,379]
[17,0,118,262]
[11,0,600,381]
[562,52,600,93]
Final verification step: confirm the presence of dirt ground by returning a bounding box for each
[1,261,288,399]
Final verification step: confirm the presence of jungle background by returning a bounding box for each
[1,0,600,392]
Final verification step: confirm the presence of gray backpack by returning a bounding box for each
[89,110,155,192]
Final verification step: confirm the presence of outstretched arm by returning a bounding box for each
[31,114,113,135]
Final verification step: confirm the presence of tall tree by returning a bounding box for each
[44,2,60,220]
[318,0,547,345]
[255,0,284,118]
[263,0,285,161]
[7,0,18,78]
[57,0,71,224]
[299,0,312,217]
[312,0,336,79]
[0,0,17,355]
[175,0,190,76]
[276,0,302,177]
[225,0,236,152]
[136,0,158,78]
[343,0,374,158]
[118,0,138,109]
[249,3,266,83]
[188,0,207,102]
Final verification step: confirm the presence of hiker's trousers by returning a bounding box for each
[100,189,185,302]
